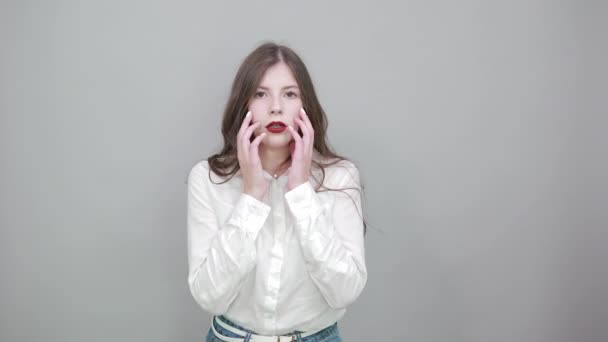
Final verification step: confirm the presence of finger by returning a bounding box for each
[294,117,311,147]
[293,117,305,139]
[299,109,314,157]
[294,116,314,160]
[238,111,253,139]
[240,121,258,161]
[243,122,260,146]
[287,125,303,156]
[299,108,314,136]
[289,139,296,156]
[236,113,250,161]
[250,132,266,160]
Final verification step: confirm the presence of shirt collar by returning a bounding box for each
[234,150,325,186]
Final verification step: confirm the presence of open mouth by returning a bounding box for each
[266,121,287,133]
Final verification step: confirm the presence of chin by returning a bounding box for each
[261,136,292,148]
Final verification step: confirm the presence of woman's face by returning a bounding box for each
[247,61,303,148]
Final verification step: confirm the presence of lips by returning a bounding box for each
[266,121,287,133]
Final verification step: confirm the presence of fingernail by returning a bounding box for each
[301,108,306,115]
[246,111,251,117]
[289,125,294,130]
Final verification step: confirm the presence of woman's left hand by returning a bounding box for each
[286,107,314,191]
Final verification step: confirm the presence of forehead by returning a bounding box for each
[258,62,297,87]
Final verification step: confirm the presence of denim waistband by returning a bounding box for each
[213,315,339,341]
[216,315,303,335]
[216,315,272,335]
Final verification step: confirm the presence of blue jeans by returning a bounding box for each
[205,315,342,342]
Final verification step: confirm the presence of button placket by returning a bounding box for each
[271,179,287,241]
[264,179,285,329]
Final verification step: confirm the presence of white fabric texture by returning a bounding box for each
[187,156,367,336]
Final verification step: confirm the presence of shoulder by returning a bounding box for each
[188,160,210,189]
[315,158,361,189]
[189,159,210,176]
[188,159,241,195]
[333,160,361,187]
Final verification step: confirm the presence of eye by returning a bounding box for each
[254,91,265,98]
[286,91,298,98]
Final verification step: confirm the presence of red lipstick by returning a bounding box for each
[266,121,287,133]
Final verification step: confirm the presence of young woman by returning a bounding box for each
[187,42,368,342]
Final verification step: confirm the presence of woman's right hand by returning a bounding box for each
[238,110,268,201]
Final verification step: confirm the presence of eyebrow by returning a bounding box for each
[258,85,299,90]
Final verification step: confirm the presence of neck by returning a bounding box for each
[259,144,291,176]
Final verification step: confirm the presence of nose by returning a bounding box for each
[270,97,282,115]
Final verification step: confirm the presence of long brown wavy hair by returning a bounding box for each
[206,41,367,235]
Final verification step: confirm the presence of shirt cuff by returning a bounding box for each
[228,193,271,239]
[284,181,324,222]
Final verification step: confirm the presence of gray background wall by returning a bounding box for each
[1,1,606,341]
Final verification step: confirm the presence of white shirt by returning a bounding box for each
[186,155,367,335]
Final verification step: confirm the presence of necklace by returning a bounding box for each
[272,159,291,179]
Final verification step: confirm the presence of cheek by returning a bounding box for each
[247,103,262,121]
[291,99,303,108]
[248,100,263,112]
[251,114,265,133]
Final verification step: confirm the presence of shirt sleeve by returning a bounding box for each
[187,162,271,315]
[284,162,368,309]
